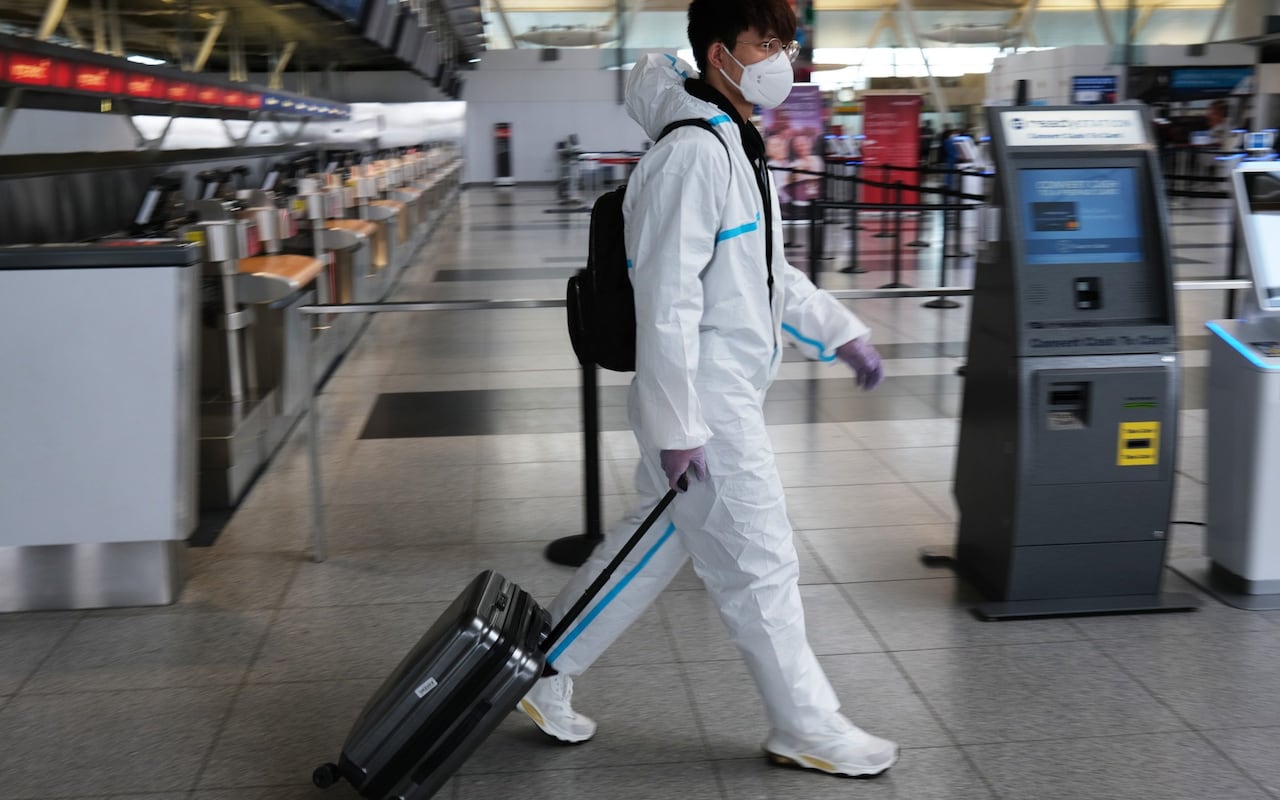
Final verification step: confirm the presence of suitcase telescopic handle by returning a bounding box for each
[541,476,686,654]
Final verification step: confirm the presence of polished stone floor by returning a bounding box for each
[1,185,1278,800]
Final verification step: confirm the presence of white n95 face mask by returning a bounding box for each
[721,47,794,110]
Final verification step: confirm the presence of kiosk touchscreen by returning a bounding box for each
[1235,164,1280,312]
[953,135,978,165]
[938,105,1197,618]
[1244,130,1276,156]
[1182,161,1280,609]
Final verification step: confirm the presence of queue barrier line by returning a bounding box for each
[295,277,1254,562]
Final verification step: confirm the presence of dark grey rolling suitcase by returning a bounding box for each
[313,485,680,799]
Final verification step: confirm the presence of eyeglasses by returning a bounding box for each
[736,37,801,63]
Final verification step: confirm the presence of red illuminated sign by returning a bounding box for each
[195,86,223,105]
[51,59,72,88]
[165,81,193,102]
[125,73,164,99]
[8,54,53,86]
[0,44,337,117]
[74,65,118,94]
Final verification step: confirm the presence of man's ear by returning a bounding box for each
[707,41,728,72]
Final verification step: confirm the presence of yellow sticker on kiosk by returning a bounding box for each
[1117,422,1160,466]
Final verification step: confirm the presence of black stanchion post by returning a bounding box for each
[941,204,953,261]
[925,201,962,310]
[906,175,929,249]
[840,172,867,274]
[880,181,911,289]
[545,360,603,567]
[955,169,974,258]
[942,170,959,259]
[874,165,893,238]
[808,198,821,285]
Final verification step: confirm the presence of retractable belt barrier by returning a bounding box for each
[292,277,1254,563]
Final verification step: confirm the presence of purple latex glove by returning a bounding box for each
[659,447,708,493]
[836,337,884,390]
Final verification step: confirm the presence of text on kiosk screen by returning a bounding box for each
[1018,167,1144,266]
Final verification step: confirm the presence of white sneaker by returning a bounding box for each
[763,716,898,778]
[518,674,597,744]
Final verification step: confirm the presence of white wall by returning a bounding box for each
[463,49,649,184]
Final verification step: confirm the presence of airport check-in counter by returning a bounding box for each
[195,154,460,508]
[194,213,327,507]
[0,241,200,612]
[948,105,1196,618]
[332,172,396,296]
[321,218,381,304]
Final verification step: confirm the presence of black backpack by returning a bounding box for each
[566,118,729,372]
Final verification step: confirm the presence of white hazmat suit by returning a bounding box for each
[542,53,875,747]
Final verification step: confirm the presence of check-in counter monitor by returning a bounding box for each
[1190,162,1280,608]
[948,105,1195,618]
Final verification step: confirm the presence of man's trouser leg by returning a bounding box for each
[670,402,842,738]
[544,462,688,675]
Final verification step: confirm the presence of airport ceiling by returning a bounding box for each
[493,0,1224,11]
[0,0,480,73]
[0,0,1228,78]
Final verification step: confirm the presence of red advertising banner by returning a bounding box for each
[859,94,922,205]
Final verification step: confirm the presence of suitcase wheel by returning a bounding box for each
[312,762,342,790]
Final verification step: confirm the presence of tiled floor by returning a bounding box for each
[2,185,1279,800]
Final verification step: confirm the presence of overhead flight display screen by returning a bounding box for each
[1018,167,1145,266]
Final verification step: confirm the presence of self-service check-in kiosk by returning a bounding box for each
[934,105,1199,618]
[1172,161,1280,609]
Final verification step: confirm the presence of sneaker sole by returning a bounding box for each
[518,699,594,745]
[764,748,897,778]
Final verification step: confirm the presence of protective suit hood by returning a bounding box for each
[625,53,711,142]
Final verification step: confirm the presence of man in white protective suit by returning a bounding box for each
[519,0,899,779]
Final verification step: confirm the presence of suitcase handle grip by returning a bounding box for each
[541,479,683,653]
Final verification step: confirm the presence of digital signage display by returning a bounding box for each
[1019,167,1145,266]
[1071,75,1117,105]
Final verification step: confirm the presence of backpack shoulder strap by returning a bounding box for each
[656,118,730,161]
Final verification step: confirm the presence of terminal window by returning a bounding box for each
[1018,168,1144,266]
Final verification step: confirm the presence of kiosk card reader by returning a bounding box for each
[1173,161,1280,609]
[934,106,1199,619]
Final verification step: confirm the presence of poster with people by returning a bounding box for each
[761,84,826,219]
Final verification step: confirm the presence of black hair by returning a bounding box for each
[687,0,798,76]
